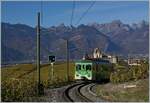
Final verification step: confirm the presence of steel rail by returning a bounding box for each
[76,83,93,102]
[63,81,93,102]
[63,82,83,102]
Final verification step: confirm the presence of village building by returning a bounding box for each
[83,48,118,64]
[128,59,141,66]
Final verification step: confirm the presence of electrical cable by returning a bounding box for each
[40,0,43,25]
[75,1,96,26]
[70,1,76,26]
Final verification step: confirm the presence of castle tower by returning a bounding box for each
[93,48,102,58]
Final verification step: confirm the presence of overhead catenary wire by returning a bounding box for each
[40,0,43,25]
[70,1,76,26]
[75,1,96,26]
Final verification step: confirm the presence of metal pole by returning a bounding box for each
[66,39,69,81]
[51,63,54,82]
[48,64,51,81]
[37,12,41,95]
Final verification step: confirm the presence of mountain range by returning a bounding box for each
[1,20,149,64]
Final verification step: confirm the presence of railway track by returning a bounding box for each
[63,81,93,102]
[80,83,105,102]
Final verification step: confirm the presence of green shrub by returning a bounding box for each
[110,62,149,83]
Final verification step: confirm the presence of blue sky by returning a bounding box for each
[1,1,149,27]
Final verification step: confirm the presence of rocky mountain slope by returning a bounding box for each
[89,20,149,55]
[1,20,149,63]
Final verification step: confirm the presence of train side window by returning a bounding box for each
[86,65,91,71]
[76,64,81,70]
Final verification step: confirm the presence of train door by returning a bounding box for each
[92,63,96,80]
[95,63,98,80]
[95,63,103,81]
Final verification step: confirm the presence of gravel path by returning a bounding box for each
[43,85,69,102]
[25,84,72,102]
[27,82,103,102]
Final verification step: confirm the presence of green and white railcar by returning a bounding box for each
[75,59,113,81]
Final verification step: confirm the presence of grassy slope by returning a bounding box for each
[1,62,75,83]
[96,79,149,102]
[1,64,36,80]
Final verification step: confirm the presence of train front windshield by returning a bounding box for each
[86,65,91,71]
[76,64,81,71]
[75,63,92,80]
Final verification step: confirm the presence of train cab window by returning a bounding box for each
[82,65,85,70]
[76,64,81,71]
[86,65,91,71]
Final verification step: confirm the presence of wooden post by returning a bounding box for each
[66,39,69,81]
[37,12,41,95]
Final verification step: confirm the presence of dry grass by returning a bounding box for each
[2,62,75,82]
[1,64,36,81]
[1,62,75,101]
[96,79,149,102]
